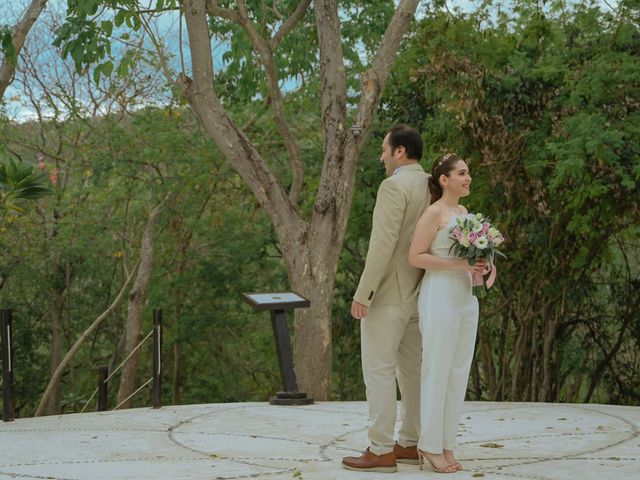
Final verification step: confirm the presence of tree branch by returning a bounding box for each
[206,0,241,22]
[312,0,347,219]
[229,0,305,204]
[0,0,47,100]
[352,0,420,146]
[34,259,140,416]
[181,0,302,243]
[270,0,312,49]
[311,0,419,250]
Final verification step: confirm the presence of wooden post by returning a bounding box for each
[1,309,14,422]
[152,309,162,409]
[97,366,108,411]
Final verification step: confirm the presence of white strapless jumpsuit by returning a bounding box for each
[417,222,479,454]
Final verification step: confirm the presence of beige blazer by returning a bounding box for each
[354,163,430,307]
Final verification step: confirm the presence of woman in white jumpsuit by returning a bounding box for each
[408,153,484,473]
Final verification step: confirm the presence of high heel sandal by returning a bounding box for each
[417,449,458,474]
[443,450,463,471]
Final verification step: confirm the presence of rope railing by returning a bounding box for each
[78,329,154,414]
[80,309,163,413]
[105,329,154,385]
[0,308,164,420]
[80,386,99,414]
[113,377,153,410]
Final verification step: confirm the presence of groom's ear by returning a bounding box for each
[395,145,406,158]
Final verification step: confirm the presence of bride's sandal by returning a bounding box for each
[417,449,458,473]
[443,450,463,471]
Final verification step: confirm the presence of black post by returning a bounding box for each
[97,366,108,411]
[268,309,313,406]
[270,309,299,393]
[152,309,162,409]
[1,309,15,422]
[241,292,313,406]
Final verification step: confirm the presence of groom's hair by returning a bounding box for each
[388,124,423,161]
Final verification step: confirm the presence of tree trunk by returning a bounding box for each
[34,262,138,416]
[181,0,420,400]
[44,278,65,415]
[0,0,47,99]
[478,324,496,399]
[116,203,161,408]
[290,255,336,400]
[43,208,69,415]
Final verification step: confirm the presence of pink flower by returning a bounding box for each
[49,169,58,184]
[38,160,46,171]
[482,223,490,234]
[467,231,478,244]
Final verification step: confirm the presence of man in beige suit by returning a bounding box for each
[342,124,430,473]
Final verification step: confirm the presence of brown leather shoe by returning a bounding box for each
[342,447,397,473]
[394,442,419,465]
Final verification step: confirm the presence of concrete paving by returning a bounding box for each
[0,401,638,479]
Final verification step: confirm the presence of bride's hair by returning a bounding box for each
[429,152,463,204]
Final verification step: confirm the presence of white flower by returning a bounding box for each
[472,221,483,232]
[460,236,470,247]
[475,236,488,249]
[488,227,500,238]
[475,213,484,221]
[493,235,504,246]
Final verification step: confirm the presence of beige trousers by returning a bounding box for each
[361,302,422,455]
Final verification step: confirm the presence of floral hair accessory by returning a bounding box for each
[437,152,454,168]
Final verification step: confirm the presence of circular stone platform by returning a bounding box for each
[0,401,638,479]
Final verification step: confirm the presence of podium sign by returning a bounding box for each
[242,292,314,406]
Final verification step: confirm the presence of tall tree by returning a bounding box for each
[0,0,47,100]
[55,0,421,399]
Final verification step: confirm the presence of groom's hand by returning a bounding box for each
[351,300,368,319]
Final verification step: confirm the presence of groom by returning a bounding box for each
[342,124,430,473]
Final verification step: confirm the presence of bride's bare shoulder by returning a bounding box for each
[418,203,443,226]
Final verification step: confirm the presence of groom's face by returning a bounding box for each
[380,133,399,176]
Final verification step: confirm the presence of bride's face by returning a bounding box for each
[441,160,471,197]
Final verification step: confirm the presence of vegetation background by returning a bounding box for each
[1,0,638,417]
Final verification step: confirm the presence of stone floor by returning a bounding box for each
[0,401,638,479]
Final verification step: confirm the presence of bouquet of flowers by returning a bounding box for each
[448,213,506,298]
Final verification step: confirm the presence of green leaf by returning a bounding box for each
[0,25,17,65]
[101,20,113,37]
[102,60,114,77]
[114,9,128,28]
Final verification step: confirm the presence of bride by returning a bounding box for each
[408,153,485,473]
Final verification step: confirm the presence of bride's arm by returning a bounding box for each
[408,208,475,272]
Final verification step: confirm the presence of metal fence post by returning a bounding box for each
[152,309,162,409]
[1,309,15,422]
[97,366,108,411]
